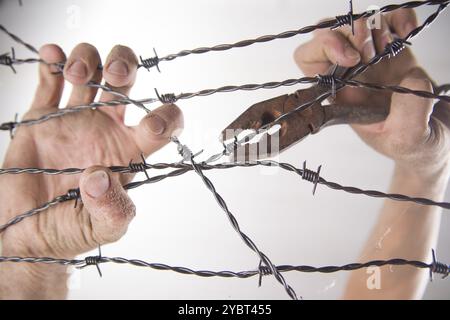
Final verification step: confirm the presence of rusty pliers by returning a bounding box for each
[221,66,390,159]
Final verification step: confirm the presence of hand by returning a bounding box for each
[0,43,183,260]
[294,9,450,179]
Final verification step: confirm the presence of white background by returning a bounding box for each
[0,0,449,299]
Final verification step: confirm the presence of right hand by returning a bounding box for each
[293,9,450,178]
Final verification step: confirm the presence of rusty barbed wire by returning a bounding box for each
[0,249,448,281]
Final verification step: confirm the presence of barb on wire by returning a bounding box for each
[1,158,450,220]
[137,0,449,70]
[0,249,448,280]
[170,136,298,300]
[1,73,448,133]
[1,2,448,132]
[0,188,80,234]
[332,0,355,35]
[77,246,104,277]
[251,1,448,137]
[1,0,449,300]
[0,24,38,54]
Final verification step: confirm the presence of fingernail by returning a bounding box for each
[146,114,166,135]
[67,60,87,78]
[107,60,128,76]
[344,44,360,61]
[84,170,110,198]
[362,41,376,60]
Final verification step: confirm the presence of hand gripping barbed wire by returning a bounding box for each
[170,136,299,299]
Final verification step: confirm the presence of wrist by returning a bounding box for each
[0,257,70,299]
[0,239,71,299]
[394,160,450,191]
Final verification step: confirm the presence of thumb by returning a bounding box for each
[132,103,184,156]
[385,67,434,145]
[79,166,136,244]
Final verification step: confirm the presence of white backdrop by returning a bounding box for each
[0,0,449,299]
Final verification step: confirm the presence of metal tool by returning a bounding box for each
[221,65,390,160]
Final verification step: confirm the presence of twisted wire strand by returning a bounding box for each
[1,160,450,211]
[0,25,150,114]
[169,136,298,300]
[145,0,449,67]
[0,167,192,234]
[318,178,450,209]
[0,255,448,280]
[0,97,158,131]
[3,1,444,72]
[0,76,320,131]
[2,74,447,132]
[258,4,448,132]
[338,79,450,103]
[0,24,39,54]
[0,1,449,299]
[1,4,447,131]
[0,55,65,72]
[0,193,71,233]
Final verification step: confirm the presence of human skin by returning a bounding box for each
[294,9,449,299]
[0,9,449,300]
[0,43,183,299]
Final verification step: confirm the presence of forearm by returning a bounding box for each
[0,242,70,299]
[343,163,449,300]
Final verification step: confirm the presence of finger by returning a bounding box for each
[385,8,418,39]
[99,45,138,121]
[294,32,360,77]
[64,43,102,107]
[30,44,66,110]
[336,17,376,63]
[80,166,136,244]
[371,15,394,55]
[132,103,184,156]
[385,67,433,146]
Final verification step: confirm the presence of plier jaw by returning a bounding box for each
[221,86,328,161]
[220,65,391,161]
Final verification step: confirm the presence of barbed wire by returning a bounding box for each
[2,159,450,236]
[256,2,449,132]
[0,74,448,132]
[0,0,449,299]
[1,2,449,133]
[139,0,450,71]
[0,249,448,281]
[3,1,448,74]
